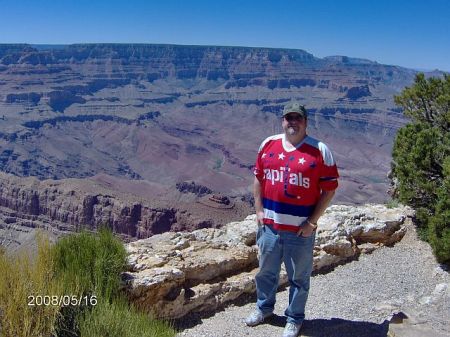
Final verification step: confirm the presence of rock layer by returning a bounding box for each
[124,204,411,319]
[0,171,252,250]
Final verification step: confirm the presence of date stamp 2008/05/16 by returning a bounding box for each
[27,295,97,307]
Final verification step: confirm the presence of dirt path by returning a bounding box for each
[176,220,450,337]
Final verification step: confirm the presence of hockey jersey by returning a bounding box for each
[254,134,339,232]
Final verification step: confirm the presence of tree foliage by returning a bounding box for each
[394,73,450,132]
[392,73,450,264]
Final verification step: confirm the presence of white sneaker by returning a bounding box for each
[244,309,272,326]
[282,322,302,337]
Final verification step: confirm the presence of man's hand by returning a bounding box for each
[254,177,265,227]
[296,190,335,237]
[256,211,265,226]
[296,220,317,237]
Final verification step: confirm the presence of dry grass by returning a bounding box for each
[0,233,62,337]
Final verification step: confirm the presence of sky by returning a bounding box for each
[1,0,449,71]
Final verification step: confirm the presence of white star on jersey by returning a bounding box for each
[262,153,267,158]
[278,153,285,160]
[298,157,306,165]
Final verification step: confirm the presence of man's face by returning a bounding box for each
[282,113,307,136]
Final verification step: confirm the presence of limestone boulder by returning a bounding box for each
[124,204,412,319]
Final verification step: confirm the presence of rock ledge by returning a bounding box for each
[124,204,412,319]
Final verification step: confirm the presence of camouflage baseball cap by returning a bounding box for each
[282,101,307,118]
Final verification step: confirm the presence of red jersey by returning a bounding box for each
[254,134,339,232]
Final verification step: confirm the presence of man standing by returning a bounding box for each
[245,102,339,337]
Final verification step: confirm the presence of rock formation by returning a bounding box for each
[0,172,252,251]
[175,181,212,197]
[124,204,412,319]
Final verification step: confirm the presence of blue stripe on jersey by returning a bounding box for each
[319,176,338,181]
[263,198,315,217]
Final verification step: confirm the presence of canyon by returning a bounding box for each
[0,43,444,243]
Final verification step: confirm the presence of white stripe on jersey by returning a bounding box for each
[263,209,307,227]
[259,134,336,167]
[258,134,284,153]
[304,137,336,166]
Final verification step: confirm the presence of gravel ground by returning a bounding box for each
[176,220,450,337]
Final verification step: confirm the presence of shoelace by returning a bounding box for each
[285,323,299,332]
[251,312,260,319]
[249,311,263,321]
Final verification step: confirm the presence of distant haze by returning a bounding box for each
[1,0,449,71]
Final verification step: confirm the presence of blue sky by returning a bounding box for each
[1,0,449,71]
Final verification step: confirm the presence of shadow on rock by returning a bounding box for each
[172,292,258,330]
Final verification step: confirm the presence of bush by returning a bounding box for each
[427,158,450,263]
[0,228,176,337]
[52,227,127,336]
[78,298,175,337]
[391,73,450,264]
[385,199,400,209]
[53,227,127,300]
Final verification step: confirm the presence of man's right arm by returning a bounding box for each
[253,176,264,226]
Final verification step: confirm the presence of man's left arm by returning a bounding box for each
[296,189,335,237]
[297,141,338,237]
[307,189,335,225]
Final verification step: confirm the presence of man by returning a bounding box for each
[245,102,339,337]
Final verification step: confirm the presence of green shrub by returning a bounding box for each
[385,199,400,209]
[52,227,127,300]
[428,158,450,263]
[78,298,176,337]
[392,73,450,264]
[52,227,127,336]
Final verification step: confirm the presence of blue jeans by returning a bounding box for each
[255,224,315,325]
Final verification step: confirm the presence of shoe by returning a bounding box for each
[282,322,302,337]
[244,309,272,326]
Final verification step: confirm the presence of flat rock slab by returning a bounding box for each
[124,204,412,319]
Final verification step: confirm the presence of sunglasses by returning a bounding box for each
[283,114,304,122]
